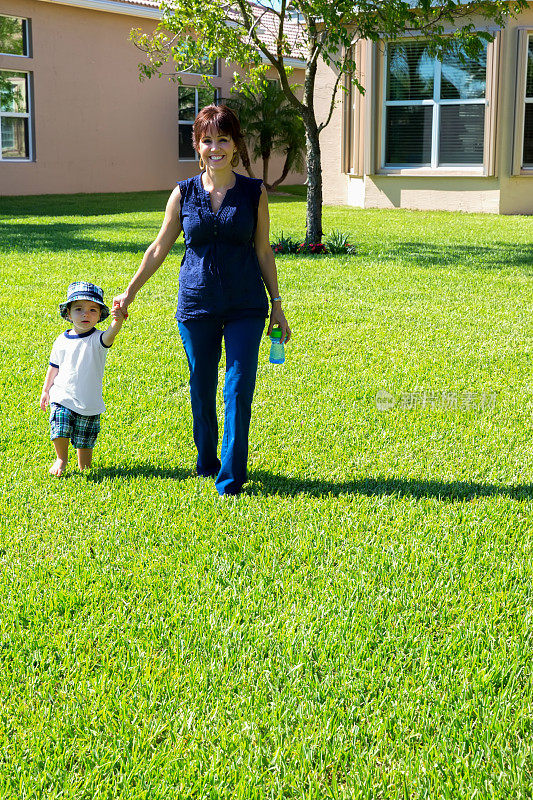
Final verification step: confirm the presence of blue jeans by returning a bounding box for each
[178,316,265,495]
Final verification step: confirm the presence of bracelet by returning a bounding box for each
[271,296,282,303]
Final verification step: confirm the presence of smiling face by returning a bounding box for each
[67,299,101,333]
[197,126,236,172]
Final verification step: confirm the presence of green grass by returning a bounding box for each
[1,191,533,798]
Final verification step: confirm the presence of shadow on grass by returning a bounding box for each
[2,219,532,270]
[0,221,186,256]
[6,224,530,272]
[246,471,533,502]
[87,464,192,482]
[366,241,533,271]
[87,462,533,502]
[0,189,303,219]
[0,191,171,217]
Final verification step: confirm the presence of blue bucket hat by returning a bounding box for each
[59,281,110,321]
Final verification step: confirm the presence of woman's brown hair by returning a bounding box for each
[192,104,243,152]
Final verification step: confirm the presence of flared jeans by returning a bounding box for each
[178,316,265,495]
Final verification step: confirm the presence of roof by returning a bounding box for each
[229,3,308,59]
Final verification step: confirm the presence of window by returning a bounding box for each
[0,14,30,57]
[383,40,488,169]
[523,35,533,167]
[0,71,32,160]
[178,86,218,160]
[191,58,218,77]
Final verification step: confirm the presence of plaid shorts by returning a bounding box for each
[50,403,101,449]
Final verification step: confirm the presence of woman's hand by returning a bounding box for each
[112,292,131,320]
[267,303,291,344]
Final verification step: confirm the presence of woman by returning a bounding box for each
[113,104,291,496]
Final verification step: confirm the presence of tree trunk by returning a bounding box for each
[304,119,322,243]
[269,151,292,190]
[262,154,270,189]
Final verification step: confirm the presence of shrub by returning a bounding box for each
[325,229,357,254]
[271,232,301,254]
[270,230,355,255]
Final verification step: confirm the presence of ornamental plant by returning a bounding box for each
[271,230,356,255]
[297,241,327,255]
[271,233,301,254]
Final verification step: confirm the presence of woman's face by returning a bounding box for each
[197,125,236,170]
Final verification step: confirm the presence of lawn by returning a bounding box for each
[1,191,533,799]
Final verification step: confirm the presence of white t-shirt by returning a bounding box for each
[49,328,111,415]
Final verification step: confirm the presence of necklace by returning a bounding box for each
[204,174,236,213]
[208,178,235,197]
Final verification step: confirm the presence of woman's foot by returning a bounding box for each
[49,458,67,476]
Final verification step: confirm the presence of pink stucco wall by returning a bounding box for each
[0,0,305,195]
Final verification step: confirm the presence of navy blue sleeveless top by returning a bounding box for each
[175,171,269,322]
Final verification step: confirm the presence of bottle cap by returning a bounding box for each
[270,327,283,339]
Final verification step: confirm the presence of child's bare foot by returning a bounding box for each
[49,458,67,476]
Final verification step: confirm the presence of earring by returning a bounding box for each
[231,151,239,167]
[199,157,205,170]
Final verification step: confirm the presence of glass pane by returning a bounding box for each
[178,87,196,121]
[526,38,533,98]
[0,16,25,56]
[179,123,195,159]
[441,44,487,100]
[196,57,217,76]
[0,71,27,113]
[523,104,533,167]
[387,42,434,100]
[197,87,216,111]
[1,117,29,158]
[385,105,432,165]
[439,104,484,165]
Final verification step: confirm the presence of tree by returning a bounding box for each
[223,80,306,190]
[132,0,527,242]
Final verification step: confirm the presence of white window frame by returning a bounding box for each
[178,85,219,162]
[379,35,498,177]
[512,29,533,175]
[186,59,219,78]
[0,69,33,162]
[0,14,31,58]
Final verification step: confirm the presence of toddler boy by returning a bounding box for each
[40,281,125,476]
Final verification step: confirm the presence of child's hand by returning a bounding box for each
[39,391,49,411]
[112,298,128,320]
[112,305,128,321]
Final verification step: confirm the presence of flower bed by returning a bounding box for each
[271,230,356,255]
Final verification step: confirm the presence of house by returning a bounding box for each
[317,4,533,214]
[0,0,306,196]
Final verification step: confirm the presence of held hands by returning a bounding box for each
[112,292,130,321]
[267,304,291,344]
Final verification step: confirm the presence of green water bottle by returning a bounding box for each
[269,326,285,364]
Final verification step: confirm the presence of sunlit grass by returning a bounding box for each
[1,192,533,798]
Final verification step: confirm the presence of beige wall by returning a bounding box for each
[0,0,305,195]
[317,55,348,205]
[317,5,533,214]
